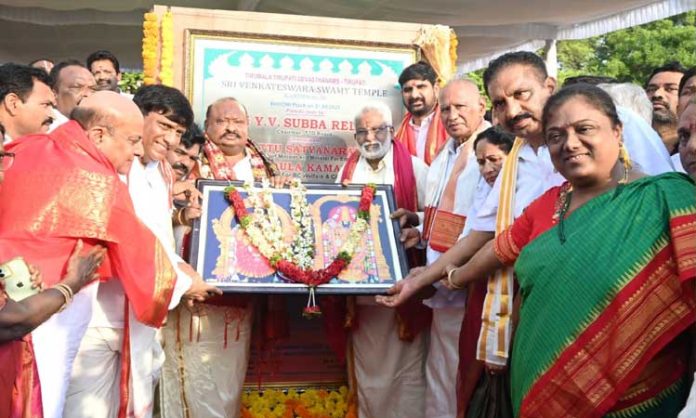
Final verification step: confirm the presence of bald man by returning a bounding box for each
[65,89,220,418]
[400,78,490,418]
[0,91,200,418]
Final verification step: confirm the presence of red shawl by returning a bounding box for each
[394,104,448,165]
[0,121,177,327]
[340,140,418,213]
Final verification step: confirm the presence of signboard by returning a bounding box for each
[186,32,417,182]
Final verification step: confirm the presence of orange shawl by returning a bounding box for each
[394,104,448,165]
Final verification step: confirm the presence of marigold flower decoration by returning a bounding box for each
[142,12,159,85]
[449,28,458,76]
[159,9,174,86]
[225,181,377,318]
[241,387,350,418]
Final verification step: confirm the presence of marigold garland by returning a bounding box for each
[449,28,459,75]
[142,12,159,85]
[159,9,174,86]
[241,387,356,418]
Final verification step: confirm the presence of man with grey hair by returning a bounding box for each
[336,101,429,418]
[395,77,490,418]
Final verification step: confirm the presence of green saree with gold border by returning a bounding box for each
[511,173,696,418]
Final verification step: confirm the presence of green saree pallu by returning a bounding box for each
[511,173,696,418]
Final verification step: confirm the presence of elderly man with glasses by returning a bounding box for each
[335,101,430,418]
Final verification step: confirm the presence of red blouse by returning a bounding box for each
[494,183,571,265]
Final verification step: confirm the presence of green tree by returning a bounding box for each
[555,11,696,85]
[119,71,144,94]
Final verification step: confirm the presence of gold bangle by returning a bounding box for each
[176,208,191,227]
[446,267,464,290]
[52,283,73,311]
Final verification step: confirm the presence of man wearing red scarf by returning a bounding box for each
[0,91,180,418]
[337,102,430,418]
[394,61,448,165]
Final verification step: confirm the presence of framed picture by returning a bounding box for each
[184,31,417,182]
[190,180,409,294]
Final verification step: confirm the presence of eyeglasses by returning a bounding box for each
[0,152,14,171]
[355,126,392,140]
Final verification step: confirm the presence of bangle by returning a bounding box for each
[52,283,74,311]
[446,267,464,290]
[174,208,191,227]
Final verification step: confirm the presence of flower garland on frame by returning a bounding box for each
[141,12,159,85]
[225,181,376,317]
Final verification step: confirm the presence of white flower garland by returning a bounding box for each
[289,179,315,269]
[237,179,371,270]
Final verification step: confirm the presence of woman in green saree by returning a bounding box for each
[444,84,696,417]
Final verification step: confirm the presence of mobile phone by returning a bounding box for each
[0,257,39,301]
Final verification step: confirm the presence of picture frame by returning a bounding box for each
[190,180,409,294]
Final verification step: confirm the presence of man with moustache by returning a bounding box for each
[159,97,278,418]
[65,86,220,418]
[377,52,568,416]
[394,61,448,165]
[0,63,55,142]
[336,101,429,418]
[49,60,96,131]
[168,123,205,255]
[87,50,131,97]
[645,61,686,154]
[168,123,204,181]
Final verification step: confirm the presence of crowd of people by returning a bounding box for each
[0,47,694,418]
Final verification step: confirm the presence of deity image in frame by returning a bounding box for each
[190,181,408,294]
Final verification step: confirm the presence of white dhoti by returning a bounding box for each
[64,327,123,418]
[32,283,97,418]
[425,307,466,418]
[352,303,427,418]
[65,313,164,418]
[159,304,253,418]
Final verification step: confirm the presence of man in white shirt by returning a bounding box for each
[65,85,220,418]
[87,50,131,97]
[0,63,55,142]
[394,61,448,165]
[337,101,429,418]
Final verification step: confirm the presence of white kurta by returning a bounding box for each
[160,155,256,418]
[65,160,192,418]
[336,147,429,418]
[418,122,488,418]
